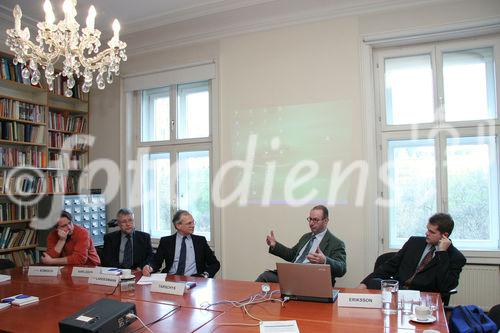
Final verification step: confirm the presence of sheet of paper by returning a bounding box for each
[137,273,168,285]
[398,290,420,302]
[0,274,11,283]
[260,320,300,333]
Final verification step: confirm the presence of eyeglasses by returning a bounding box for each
[118,219,134,225]
[306,217,325,223]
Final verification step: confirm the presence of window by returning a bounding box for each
[139,80,213,240]
[375,37,500,252]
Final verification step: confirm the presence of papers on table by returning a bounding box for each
[100,267,123,275]
[398,290,421,302]
[137,273,167,285]
[260,320,300,333]
[1,294,39,306]
[0,274,10,283]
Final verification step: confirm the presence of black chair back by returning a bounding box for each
[374,252,397,271]
[488,304,500,329]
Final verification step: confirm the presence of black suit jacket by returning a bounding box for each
[149,233,220,278]
[102,230,153,269]
[361,236,466,293]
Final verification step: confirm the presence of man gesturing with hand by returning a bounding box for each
[256,205,346,286]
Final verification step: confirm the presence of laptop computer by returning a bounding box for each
[276,262,339,303]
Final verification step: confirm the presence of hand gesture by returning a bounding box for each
[266,231,277,248]
[57,228,69,241]
[437,235,451,251]
[41,252,53,265]
[142,265,153,277]
[306,247,326,264]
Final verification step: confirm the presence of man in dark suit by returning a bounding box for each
[255,205,347,286]
[357,213,466,294]
[142,210,220,278]
[101,208,153,270]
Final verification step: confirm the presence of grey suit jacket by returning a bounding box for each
[269,229,347,285]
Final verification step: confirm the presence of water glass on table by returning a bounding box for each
[381,279,399,315]
[423,294,438,312]
[400,295,413,314]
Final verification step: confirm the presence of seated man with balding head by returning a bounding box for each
[142,210,220,278]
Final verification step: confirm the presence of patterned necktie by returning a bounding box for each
[122,234,133,268]
[175,236,187,275]
[405,246,435,287]
[295,236,316,263]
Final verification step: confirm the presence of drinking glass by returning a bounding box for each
[401,295,413,314]
[424,294,438,312]
[381,279,399,315]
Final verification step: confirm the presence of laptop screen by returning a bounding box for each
[276,262,337,303]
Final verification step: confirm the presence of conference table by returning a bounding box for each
[0,266,450,332]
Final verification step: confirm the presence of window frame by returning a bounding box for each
[129,77,218,247]
[374,36,500,258]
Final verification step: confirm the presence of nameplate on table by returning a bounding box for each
[151,281,186,295]
[88,274,120,287]
[71,267,97,278]
[28,266,60,277]
[337,293,382,308]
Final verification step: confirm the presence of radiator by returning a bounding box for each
[449,264,500,310]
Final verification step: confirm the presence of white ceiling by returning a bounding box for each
[0,0,276,35]
[0,0,451,54]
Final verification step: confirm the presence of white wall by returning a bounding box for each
[218,17,364,285]
[86,0,500,287]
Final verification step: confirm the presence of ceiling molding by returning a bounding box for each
[124,0,275,34]
[0,0,458,58]
[124,0,454,56]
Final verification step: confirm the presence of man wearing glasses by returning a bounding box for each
[142,210,220,278]
[101,208,153,270]
[41,211,100,266]
[256,205,346,286]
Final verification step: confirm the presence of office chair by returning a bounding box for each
[373,252,457,306]
[373,252,398,271]
[488,304,500,329]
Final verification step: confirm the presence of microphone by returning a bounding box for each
[107,219,118,227]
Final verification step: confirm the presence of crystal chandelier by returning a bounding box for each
[5,0,127,97]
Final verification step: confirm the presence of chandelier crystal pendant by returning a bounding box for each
[5,0,127,97]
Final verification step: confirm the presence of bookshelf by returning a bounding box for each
[0,52,89,267]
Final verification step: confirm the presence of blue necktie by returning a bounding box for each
[122,234,132,268]
[175,236,187,275]
[295,236,316,263]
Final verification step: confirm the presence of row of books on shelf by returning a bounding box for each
[48,112,87,133]
[0,203,37,222]
[51,74,88,102]
[0,226,37,249]
[0,57,30,86]
[0,249,36,266]
[46,174,78,193]
[49,132,87,149]
[0,172,79,194]
[0,174,44,194]
[0,99,46,123]
[0,146,46,168]
[0,121,44,144]
[1,56,89,102]
[49,152,87,170]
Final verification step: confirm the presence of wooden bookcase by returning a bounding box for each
[0,52,89,267]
